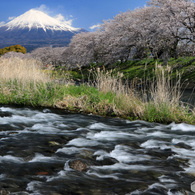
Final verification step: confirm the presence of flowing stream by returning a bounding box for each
[0,106,195,195]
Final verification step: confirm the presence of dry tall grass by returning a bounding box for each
[0,57,50,83]
[150,64,182,107]
[93,65,195,123]
[144,64,195,123]
[94,68,125,94]
[94,68,145,118]
[0,57,52,106]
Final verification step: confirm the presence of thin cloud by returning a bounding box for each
[0,16,15,26]
[90,24,101,30]
[34,4,50,14]
[34,5,74,27]
[55,13,73,26]
[8,16,15,21]
[0,21,5,26]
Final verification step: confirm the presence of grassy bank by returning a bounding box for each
[67,57,195,89]
[0,57,194,124]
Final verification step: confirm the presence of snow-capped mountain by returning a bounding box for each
[5,9,79,32]
[0,9,86,51]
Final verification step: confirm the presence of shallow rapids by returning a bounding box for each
[0,106,195,195]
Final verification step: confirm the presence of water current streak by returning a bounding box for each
[0,106,195,194]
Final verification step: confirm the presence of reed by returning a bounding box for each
[92,65,194,123]
[143,64,194,123]
[92,67,144,118]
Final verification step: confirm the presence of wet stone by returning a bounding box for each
[96,156,119,166]
[0,189,10,195]
[0,112,12,117]
[77,149,94,159]
[0,179,27,194]
[143,187,168,195]
[7,132,19,135]
[69,159,88,172]
[174,142,192,149]
[145,148,176,159]
[167,157,189,170]
[124,141,141,149]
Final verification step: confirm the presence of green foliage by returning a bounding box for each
[0,45,27,56]
[0,78,194,124]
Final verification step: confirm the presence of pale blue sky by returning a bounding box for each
[0,0,147,30]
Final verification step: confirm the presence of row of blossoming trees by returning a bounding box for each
[31,0,195,68]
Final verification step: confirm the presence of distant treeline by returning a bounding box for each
[0,45,26,56]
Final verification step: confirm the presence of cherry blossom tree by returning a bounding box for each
[38,0,195,68]
[97,0,195,61]
[148,0,195,57]
[62,31,104,68]
[31,47,67,67]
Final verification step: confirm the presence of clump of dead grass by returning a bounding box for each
[0,57,50,83]
[93,65,195,123]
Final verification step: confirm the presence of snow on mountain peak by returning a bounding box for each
[5,9,79,32]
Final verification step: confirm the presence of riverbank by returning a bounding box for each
[67,57,195,90]
[0,57,194,124]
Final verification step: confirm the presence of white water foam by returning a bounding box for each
[109,145,150,163]
[0,115,35,125]
[86,131,137,141]
[31,123,59,133]
[90,163,154,171]
[170,122,195,131]
[128,190,143,195]
[146,131,170,138]
[0,155,24,163]
[148,182,167,190]
[126,120,151,125]
[184,159,195,174]
[171,147,195,158]
[94,145,150,163]
[66,138,99,147]
[158,175,177,183]
[46,162,74,182]
[0,107,16,112]
[140,139,170,149]
[86,170,119,180]
[56,147,88,155]
[26,181,42,194]
[33,112,62,121]
[57,123,69,128]
[89,122,113,130]
[172,138,195,149]
[0,174,6,178]
[0,107,42,120]
[0,107,63,126]
[167,190,185,195]
[29,153,55,162]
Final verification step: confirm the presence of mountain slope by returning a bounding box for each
[5,9,79,32]
[0,9,86,52]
